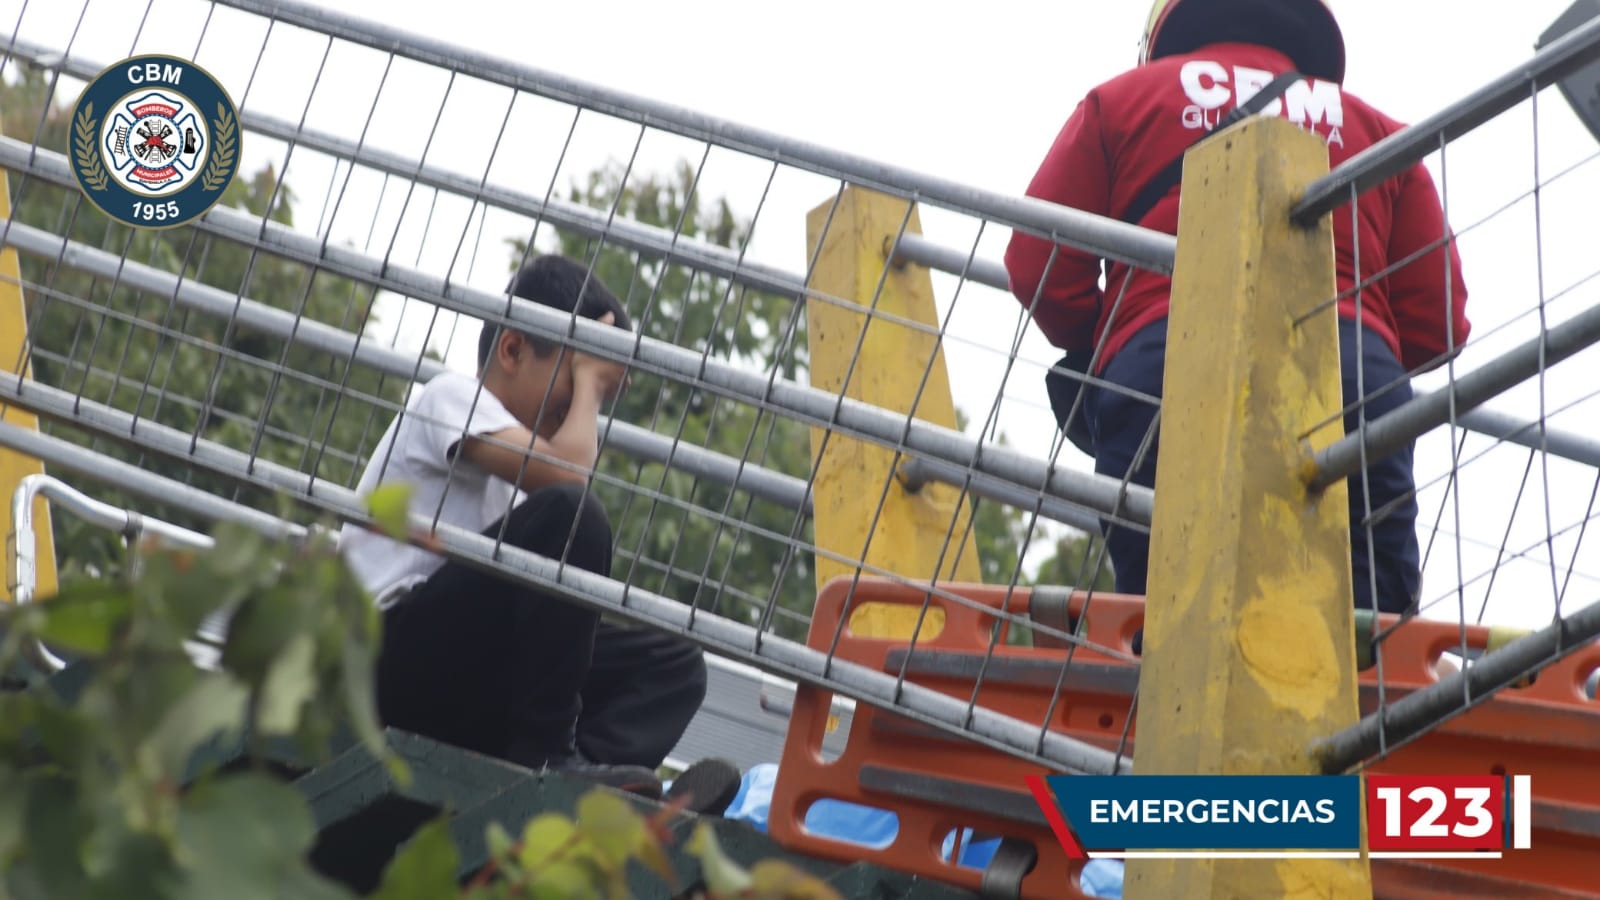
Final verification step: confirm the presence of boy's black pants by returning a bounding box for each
[1085,318,1422,616]
[375,482,708,768]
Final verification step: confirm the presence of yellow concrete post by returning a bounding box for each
[803,187,982,638]
[1124,118,1372,897]
[0,170,58,604]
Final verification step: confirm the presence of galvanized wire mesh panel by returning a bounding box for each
[3,0,1596,789]
[0,0,1160,777]
[1293,12,1600,769]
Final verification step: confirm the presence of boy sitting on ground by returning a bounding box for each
[341,254,733,809]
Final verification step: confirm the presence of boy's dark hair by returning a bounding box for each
[477,255,633,368]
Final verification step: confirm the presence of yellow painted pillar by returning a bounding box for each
[1124,118,1372,897]
[803,188,981,638]
[0,170,58,604]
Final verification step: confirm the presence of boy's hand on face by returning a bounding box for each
[574,354,627,402]
[571,312,628,402]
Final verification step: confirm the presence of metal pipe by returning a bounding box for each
[8,476,222,600]
[887,216,1600,477]
[0,161,816,517]
[1293,14,1600,225]
[6,466,798,670]
[898,457,1107,535]
[25,110,1592,521]
[1314,597,1600,773]
[7,470,238,671]
[1310,298,1600,490]
[37,31,1588,496]
[209,0,1176,274]
[892,233,1011,291]
[0,137,1109,523]
[7,37,1149,313]
[1447,404,1600,469]
[14,33,1593,503]
[0,142,1127,529]
[0,390,1130,774]
[3,40,1002,350]
[5,429,829,755]
[0,432,317,552]
[8,475,92,670]
[0,220,1152,528]
[0,39,816,304]
[0,420,806,662]
[6,40,1046,324]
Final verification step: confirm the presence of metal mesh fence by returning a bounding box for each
[1,0,1597,798]
[0,0,1164,779]
[1298,18,1600,768]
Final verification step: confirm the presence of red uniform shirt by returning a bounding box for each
[1005,42,1470,374]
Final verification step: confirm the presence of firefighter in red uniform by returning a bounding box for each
[1005,0,1470,623]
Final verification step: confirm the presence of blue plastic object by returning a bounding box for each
[721,764,1124,897]
[1080,860,1124,898]
[722,763,777,830]
[725,764,897,848]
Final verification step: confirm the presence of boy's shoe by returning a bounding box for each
[663,757,742,817]
[536,756,664,801]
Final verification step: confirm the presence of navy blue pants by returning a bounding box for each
[1085,318,1420,615]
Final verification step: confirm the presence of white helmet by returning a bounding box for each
[1139,0,1346,82]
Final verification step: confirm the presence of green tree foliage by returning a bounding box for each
[0,520,390,899]
[513,162,820,639]
[955,412,1113,594]
[1031,531,1114,592]
[3,63,412,581]
[964,444,1114,646]
[521,164,1110,639]
[0,57,1117,900]
[7,58,1098,637]
[0,503,842,899]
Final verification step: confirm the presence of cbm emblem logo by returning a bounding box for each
[71,55,239,229]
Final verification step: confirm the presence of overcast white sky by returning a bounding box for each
[4,0,1598,632]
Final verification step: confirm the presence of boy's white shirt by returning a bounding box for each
[341,371,526,607]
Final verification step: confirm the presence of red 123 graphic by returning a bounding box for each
[1366,775,1504,851]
